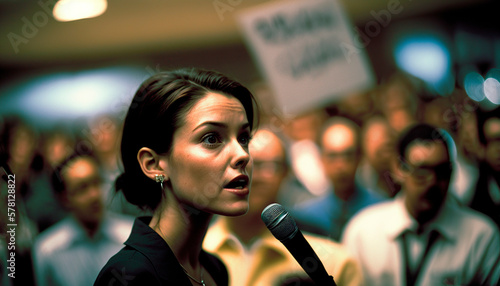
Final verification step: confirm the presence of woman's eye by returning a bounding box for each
[238,133,251,147]
[202,133,221,147]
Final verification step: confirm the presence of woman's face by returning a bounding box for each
[163,92,252,216]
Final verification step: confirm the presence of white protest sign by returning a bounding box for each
[238,0,375,116]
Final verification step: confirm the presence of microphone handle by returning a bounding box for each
[282,230,337,286]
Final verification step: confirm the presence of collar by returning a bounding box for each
[205,218,288,261]
[204,218,235,252]
[64,215,88,244]
[125,216,192,284]
[385,194,459,242]
[68,212,132,245]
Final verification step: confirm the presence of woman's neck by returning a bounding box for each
[149,201,212,268]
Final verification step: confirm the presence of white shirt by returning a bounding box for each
[33,213,133,286]
[450,153,479,206]
[342,194,500,286]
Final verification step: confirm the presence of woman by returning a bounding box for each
[94,68,258,285]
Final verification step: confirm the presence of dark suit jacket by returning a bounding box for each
[94,216,228,286]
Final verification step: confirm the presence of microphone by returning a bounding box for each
[261,203,337,286]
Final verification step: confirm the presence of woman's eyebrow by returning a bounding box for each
[192,122,250,132]
[193,121,227,132]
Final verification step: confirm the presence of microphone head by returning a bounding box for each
[261,203,298,242]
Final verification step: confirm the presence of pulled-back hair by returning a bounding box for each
[116,68,258,211]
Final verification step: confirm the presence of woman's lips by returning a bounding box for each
[225,185,250,196]
[224,174,250,196]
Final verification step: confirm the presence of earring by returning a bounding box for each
[155,174,165,189]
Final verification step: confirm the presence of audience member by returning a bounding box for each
[376,73,420,134]
[421,96,454,132]
[25,128,74,232]
[291,117,385,241]
[0,117,38,197]
[40,128,76,168]
[0,117,38,286]
[421,92,480,206]
[204,128,363,286]
[471,106,500,227]
[336,89,376,126]
[284,109,331,201]
[357,115,400,198]
[33,152,133,286]
[86,114,146,216]
[342,123,500,286]
[249,83,320,209]
[1,157,36,286]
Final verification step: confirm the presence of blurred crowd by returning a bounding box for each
[1,70,499,286]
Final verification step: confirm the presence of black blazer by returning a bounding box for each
[94,217,228,286]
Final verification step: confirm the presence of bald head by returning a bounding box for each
[362,116,396,173]
[319,117,361,197]
[248,129,288,215]
[318,117,361,152]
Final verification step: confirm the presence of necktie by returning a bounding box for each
[399,229,439,286]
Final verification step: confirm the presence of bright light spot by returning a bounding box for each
[394,36,451,90]
[464,72,485,101]
[0,67,147,128]
[53,0,107,22]
[484,78,500,104]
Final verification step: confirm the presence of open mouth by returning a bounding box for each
[224,175,249,189]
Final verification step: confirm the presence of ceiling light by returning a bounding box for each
[53,0,107,22]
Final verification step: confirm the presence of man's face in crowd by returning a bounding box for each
[321,124,360,195]
[401,140,452,224]
[62,157,104,225]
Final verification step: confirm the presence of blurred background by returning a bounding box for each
[0,0,499,128]
[1,0,500,285]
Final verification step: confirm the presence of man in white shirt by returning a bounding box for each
[342,123,500,286]
[33,152,133,286]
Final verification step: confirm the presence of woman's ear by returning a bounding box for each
[137,147,169,181]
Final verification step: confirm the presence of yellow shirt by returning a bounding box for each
[203,218,363,286]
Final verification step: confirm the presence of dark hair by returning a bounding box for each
[51,151,98,196]
[0,116,37,165]
[477,106,500,145]
[116,68,258,211]
[397,123,451,162]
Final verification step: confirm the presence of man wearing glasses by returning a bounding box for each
[342,123,500,286]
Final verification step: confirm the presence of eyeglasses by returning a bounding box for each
[401,161,453,181]
[323,149,359,161]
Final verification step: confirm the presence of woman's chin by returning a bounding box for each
[219,202,249,217]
